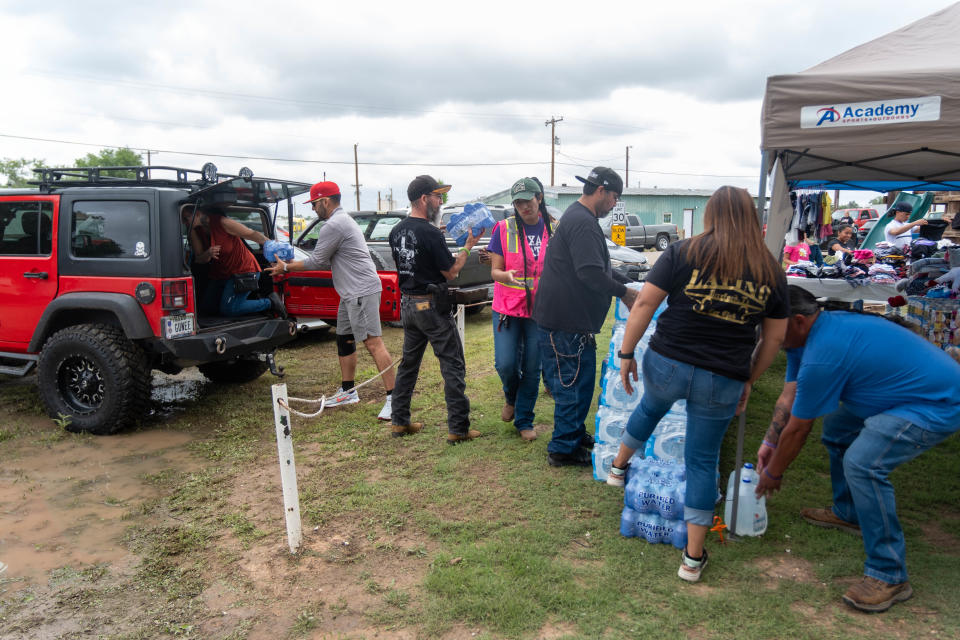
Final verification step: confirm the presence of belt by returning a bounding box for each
[404,293,433,299]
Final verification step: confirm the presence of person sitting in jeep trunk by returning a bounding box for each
[181,207,285,318]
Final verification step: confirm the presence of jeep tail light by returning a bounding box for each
[162,280,188,310]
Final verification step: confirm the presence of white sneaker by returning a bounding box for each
[377,396,393,421]
[325,387,359,407]
[606,464,628,488]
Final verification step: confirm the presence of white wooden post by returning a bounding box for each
[456,304,465,347]
[271,383,302,554]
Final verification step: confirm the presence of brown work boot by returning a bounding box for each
[501,403,515,422]
[518,429,537,442]
[842,577,912,613]
[391,422,423,438]
[447,430,482,445]
[801,507,862,536]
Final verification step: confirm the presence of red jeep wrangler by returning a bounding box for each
[0,164,306,434]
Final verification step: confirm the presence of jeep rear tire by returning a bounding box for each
[37,324,150,435]
[198,358,269,384]
[655,234,670,251]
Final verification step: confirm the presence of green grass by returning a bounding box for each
[1,307,958,639]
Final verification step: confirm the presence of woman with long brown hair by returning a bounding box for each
[606,185,788,582]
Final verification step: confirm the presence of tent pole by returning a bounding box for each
[756,151,769,227]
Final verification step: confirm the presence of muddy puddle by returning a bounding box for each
[0,369,209,591]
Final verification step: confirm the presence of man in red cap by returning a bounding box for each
[267,181,395,420]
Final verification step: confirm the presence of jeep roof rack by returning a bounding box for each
[31,164,228,191]
[28,162,300,191]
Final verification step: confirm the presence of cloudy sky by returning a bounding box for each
[0,0,954,213]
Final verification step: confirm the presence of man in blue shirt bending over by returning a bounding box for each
[756,285,960,613]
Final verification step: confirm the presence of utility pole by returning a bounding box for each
[545,116,563,186]
[625,146,632,189]
[353,144,361,210]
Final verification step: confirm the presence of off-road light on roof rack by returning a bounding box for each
[238,167,254,181]
[201,162,218,183]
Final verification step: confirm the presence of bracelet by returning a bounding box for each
[763,468,782,480]
[459,247,470,254]
[283,262,288,272]
[617,350,635,360]
[762,440,777,449]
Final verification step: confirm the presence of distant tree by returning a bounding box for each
[437,179,449,205]
[869,195,886,205]
[74,148,143,178]
[0,157,44,187]
[839,200,860,209]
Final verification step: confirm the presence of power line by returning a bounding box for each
[0,132,756,177]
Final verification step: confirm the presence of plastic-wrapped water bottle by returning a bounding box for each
[652,414,686,462]
[658,467,686,520]
[607,325,626,370]
[615,282,645,322]
[263,239,295,263]
[602,368,640,412]
[591,443,619,482]
[595,406,629,444]
[446,203,496,246]
[627,511,686,548]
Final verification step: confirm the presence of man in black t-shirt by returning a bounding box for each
[532,166,638,467]
[388,175,482,443]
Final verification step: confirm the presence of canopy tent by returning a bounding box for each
[759,2,960,255]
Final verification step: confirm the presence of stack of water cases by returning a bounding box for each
[590,283,689,548]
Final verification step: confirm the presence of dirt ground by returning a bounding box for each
[0,370,454,639]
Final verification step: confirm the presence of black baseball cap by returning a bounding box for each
[890,202,913,214]
[407,175,452,202]
[575,166,623,195]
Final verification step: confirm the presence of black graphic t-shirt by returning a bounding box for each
[646,239,789,381]
[388,216,455,295]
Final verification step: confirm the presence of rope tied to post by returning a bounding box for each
[277,356,401,419]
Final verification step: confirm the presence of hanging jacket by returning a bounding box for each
[492,216,549,318]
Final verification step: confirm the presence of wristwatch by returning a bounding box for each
[617,350,635,360]
[283,262,288,272]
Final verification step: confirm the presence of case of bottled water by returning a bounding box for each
[643,410,687,462]
[619,507,687,548]
[446,203,496,247]
[591,443,619,482]
[724,464,768,537]
[594,406,629,444]
[601,368,641,412]
[625,457,686,519]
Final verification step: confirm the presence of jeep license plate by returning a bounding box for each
[163,314,195,339]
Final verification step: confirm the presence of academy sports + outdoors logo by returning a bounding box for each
[800,96,941,129]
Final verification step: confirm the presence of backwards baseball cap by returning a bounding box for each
[510,177,542,202]
[304,181,341,204]
[890,202,914,214]
[407,175,451,202]
[575,166,623,195]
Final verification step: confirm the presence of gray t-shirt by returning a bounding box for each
[303,208,381,298]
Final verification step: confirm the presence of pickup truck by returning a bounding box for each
[598,214,679,251]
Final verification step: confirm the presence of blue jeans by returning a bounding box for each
[621,349,743,527]
[219,275,271,316]
[538,327,596,455]
[493,312,541,431]
[821,406,952,584]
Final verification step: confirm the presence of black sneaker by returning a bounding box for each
[579,433,595,450]
[547,449,592,467]
[268,292,288,319]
